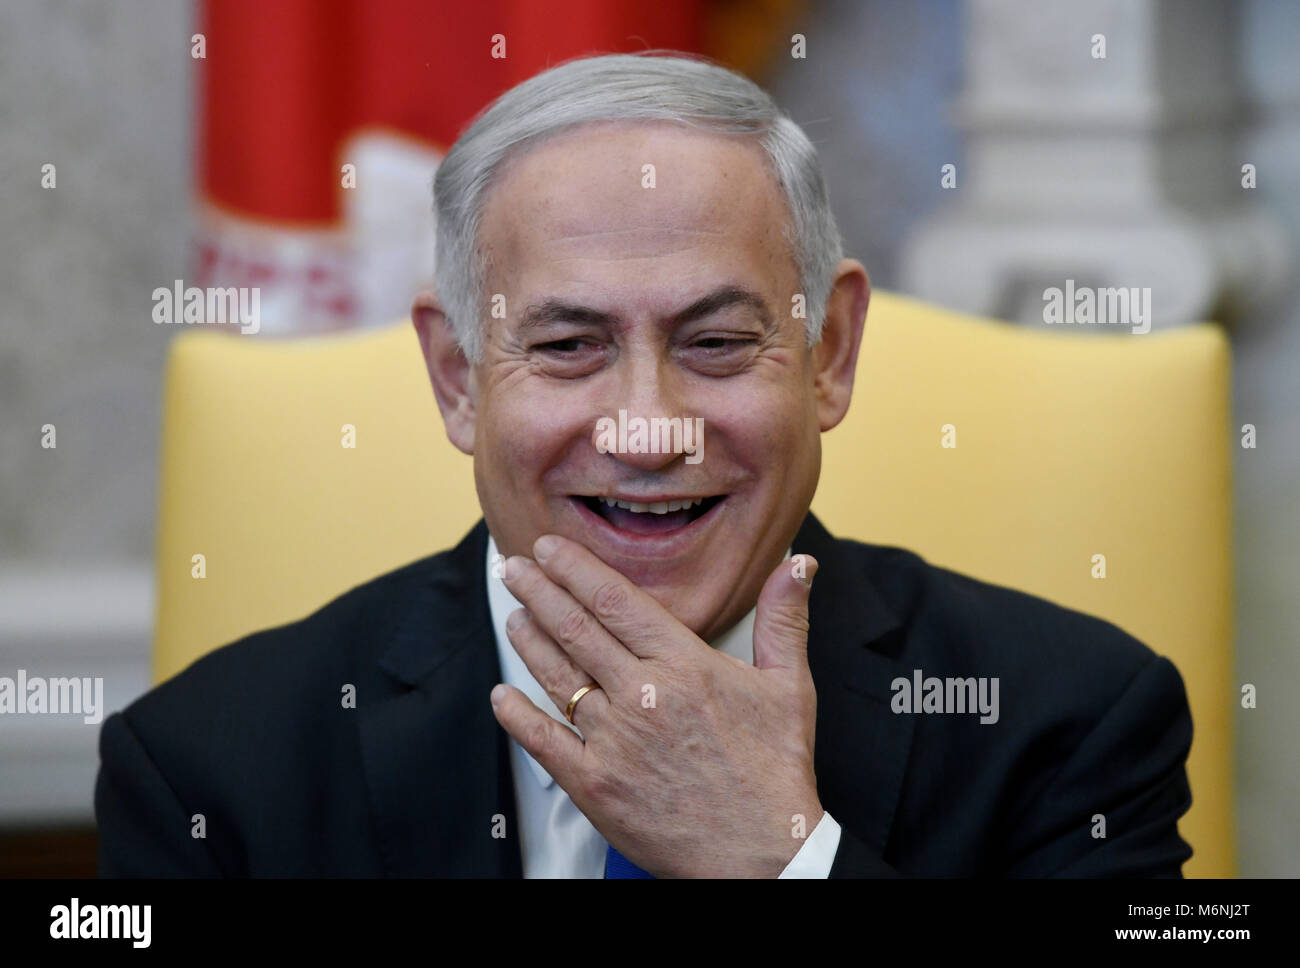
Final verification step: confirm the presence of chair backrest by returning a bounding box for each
[153,289,1235,875]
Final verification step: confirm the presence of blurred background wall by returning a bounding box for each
[0,1,190,858]
[0,0,1294,875]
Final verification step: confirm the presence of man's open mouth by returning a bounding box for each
[573,494,725,535]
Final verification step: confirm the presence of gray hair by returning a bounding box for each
[433,51,843,362]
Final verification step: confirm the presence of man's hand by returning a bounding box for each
[491,533,823,878]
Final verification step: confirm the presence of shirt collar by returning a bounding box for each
[485,535,781,789]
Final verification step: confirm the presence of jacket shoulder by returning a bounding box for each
[833,536,1186,734]
[824,535,1193,874]
[108,548,457,795]
[853,538,1164,667]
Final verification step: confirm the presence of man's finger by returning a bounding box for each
[505,607,611,729]
[502,554,639,686]
[490,683,586,785]
[752,553,817,672]
[529,533,690,660]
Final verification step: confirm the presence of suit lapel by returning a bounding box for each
[357,520,523,876]
[794,513,915,859]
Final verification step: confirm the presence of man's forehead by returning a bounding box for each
[478,122,794,286]
[485,124,783,228]
[495,119,774,184]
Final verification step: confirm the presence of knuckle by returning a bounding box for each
[525,718,553,757]
[556,606,593,647]
[591,580,630,618]
[533,654,562,691]
[769,603,810,636]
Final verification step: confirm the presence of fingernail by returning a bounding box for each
[490,684,506,708]
[503,556,522,581]
[534,534,560,560]
[507,608,526,632]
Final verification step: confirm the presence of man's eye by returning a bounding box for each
[531,337,605,376]
[691,336,756,351]
[537,338,590,353]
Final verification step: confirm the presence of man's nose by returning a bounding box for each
[590,357,690,472]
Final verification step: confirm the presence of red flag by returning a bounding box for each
[193,0,704,333]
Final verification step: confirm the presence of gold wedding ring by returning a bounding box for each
[565,683,599,724]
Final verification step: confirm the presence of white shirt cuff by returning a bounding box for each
[778,811,841,878]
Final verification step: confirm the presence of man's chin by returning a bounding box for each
[620,577,741,643]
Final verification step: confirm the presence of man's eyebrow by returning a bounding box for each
[518,286,773,332]
[670,286,773,330]
[518,301,616,331]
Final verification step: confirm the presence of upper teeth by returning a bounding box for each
[599,497,705,514]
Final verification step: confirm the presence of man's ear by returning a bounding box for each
[812,259,870,432]
[411,289,476,456]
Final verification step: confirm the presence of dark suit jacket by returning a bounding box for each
[94,513,1194,876]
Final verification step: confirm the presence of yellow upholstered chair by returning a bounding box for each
[152,290,1235,876]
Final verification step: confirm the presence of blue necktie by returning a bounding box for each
[605,844,654,878]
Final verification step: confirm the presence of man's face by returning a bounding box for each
[446,122,839,641]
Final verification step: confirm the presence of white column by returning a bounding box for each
[899,0,1288,329]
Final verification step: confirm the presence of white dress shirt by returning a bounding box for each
[485,536,842,877]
